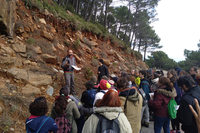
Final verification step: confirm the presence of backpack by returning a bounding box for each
[55,113,72,133]
[167,98,177,119]
[87,89,97,106]
[95,113,120,133]
[138,88,148,106]
[69,95,83,110]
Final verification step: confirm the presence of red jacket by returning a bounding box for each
[149,86,177,117]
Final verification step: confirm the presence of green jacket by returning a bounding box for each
[82,107,132,133]
[135,76,141,86]
[51,99,80,133]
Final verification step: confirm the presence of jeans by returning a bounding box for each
[154,116,170,133]
[141,104,149,123]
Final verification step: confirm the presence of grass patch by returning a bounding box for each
[26,37,36,44]
[64,41,70,47]
[73,39,80,50]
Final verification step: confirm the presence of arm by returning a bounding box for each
[105,66,109,77]
[149,94,164,109]
[72,101,80,119]
[61,57,69,68]
[48,117,58,132]
[50,107,57,120]
[189,99,200,133]
[82,114,98,133]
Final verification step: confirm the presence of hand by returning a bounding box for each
[64,62,69,67]
[98,71,100,74]
[189,99,200,133]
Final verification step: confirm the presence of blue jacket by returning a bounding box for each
[26,115,58,133]
[139,78,150,101]
[174,81,181,105]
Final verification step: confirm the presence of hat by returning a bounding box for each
[108,80,114,86]
[147,68,153,75]
[100,79,111,90]
[110,74,116,78]
[101,75,109,80]
[112,77,118,83]
[91,76,97,83]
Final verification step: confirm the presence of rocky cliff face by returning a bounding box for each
[0,0,148,132]
[0,0,17,36]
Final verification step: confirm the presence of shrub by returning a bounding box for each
[26,38,36,44]
[132,50,142,60]
[64,41,70,47]
[73,39,80,50]
[84,67,93,79]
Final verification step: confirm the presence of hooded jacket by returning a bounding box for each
[26,115,58,133]
[119,88,143,133]
[149,86,177,117]
[51,99,80,133]
[82,107,132,133]
[177,86,200,133]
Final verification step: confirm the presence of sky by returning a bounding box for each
[151,0,200,62]
[112,0,200,62]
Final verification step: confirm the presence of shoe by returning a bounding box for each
[142,122,149,128]
[176,130,181,133]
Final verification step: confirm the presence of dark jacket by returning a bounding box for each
[26,115,58,133]
[177,86,200,133]
[61,55,76,72]
[149,86,177,117]
[81,89,97,108]
[174,81,181,105]
[98,64,109,81]
[139,78,150,100]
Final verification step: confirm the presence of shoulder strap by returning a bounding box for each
[100,90,106,94]
[124,88,131,110]
[36,117,50,133]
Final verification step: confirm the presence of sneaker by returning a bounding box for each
[142,122,149,128]
[176,130,181,133]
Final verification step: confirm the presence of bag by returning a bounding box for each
[87,89,97,106]
[138,88,148,106]
[69,95,83,110]
[167,98,177,119]
[95,113,120,133]
[55,113,72,133]
[26,117,49,133]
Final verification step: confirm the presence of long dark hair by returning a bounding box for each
[159,77,174,91]
[168,69,178,84]
[55,96,68,115]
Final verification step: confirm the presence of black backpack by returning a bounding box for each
[95,113,120,133]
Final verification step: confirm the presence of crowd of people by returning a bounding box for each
[25,53,200,133]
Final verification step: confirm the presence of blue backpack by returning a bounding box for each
[87,89,97,106]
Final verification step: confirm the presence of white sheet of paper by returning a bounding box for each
[72,65,81,70]
[175,105,180,110]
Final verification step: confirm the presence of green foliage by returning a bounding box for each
[132,50,142,60]
[145,51,178,70]
[26,38,36,44]
[64,41,70,47]
[84,67,93,79]
[73,39,80,50]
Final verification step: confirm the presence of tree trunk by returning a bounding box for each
[84,0,90,20]
[117,23,122,38]
[87,0,95,22]
[99,1,105,24]
[132,37,137,50]
[77,0,81,14]
[73,0,76,8]
[123,1,131,42]
[65,0,69,9]
[93,0,98,22]
[144,42,147,61]
[104,0,109,28]
[127,24,133,44]
[75,0,79,13]
[138,38,141,52]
